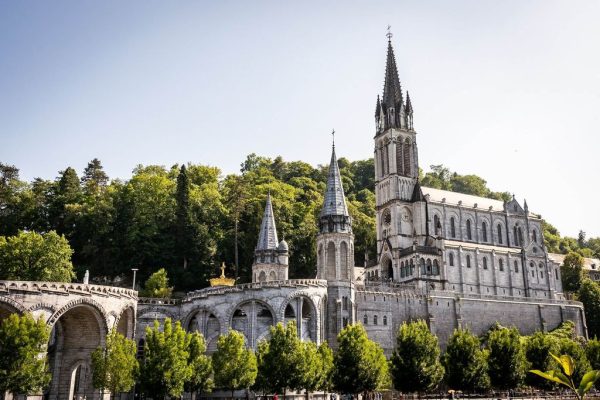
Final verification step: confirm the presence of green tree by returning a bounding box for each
[175,164,194,270]
[212,330,257,398]
[487,326,527,389]
[140,318,192,399]
[525,331,560,388]
[91,329,138,399]
[140,268,173,298]
[0,313,51,398]
[81,158,109,196]
[586,339,600,370]
[443,328,490,392]
[578,279,600,339]
[0,230,74,282]
[390,320,444,393]
[187,331,214,399]
[562,252,585,292]
[256,322,302,396]
[317,342,334,392]
[333,324,390,396]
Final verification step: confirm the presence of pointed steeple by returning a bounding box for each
[382,39,403,109]
[405,91,413,115]
[321,143,349,218]
[375,95,381,117]
[256,193,279,250]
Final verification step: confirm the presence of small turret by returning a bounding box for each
[252,194,289,282]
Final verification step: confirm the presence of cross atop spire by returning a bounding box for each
[386,25,393,41]
[256,193,279,250]
[332,129,335,148]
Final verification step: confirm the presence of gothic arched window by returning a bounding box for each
[374,315,378,325]
[466,255,471,268]
[395,141,403,175]
[449,253,454,266]
[433,260,440,275]
[363,314,368,325]
[497,224,503,244]
[518,227,524,246]
[466,219,472,240]
[499,259,504,271]
[483,257,488,270]
[482,222,488,242]
[434,215,441,236]
[420,258,426,274]
[450,217,456,238]
[533,229,538,243]
[426,259,432,275]
[383,316,388,326]
[403,139,411,176]
[513,226,519,246]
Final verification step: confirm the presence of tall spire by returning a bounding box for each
[256,193,279,250]
[382,33,403,109]
[321,141,349,218]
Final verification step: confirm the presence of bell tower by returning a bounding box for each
[316,136,355,346]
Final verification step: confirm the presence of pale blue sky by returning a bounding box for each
[1,1,599,238]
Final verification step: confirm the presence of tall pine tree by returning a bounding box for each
[176,164,195,270]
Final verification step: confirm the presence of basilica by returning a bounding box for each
[0,36,587,399]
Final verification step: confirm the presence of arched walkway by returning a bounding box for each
[186,309,221,353]
[231,300,275,348]
[47,304,108,399]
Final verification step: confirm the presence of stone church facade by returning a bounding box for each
[0,36,587,399]
[136,37,586,354]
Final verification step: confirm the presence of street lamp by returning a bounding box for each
[131,268,139,290]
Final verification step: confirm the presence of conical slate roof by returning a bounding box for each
[321,145,349,217]
[256,193,279,250]
[382,40,403,108]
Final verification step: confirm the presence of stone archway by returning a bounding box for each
[116,306,135,338]
[185,308,221,353]
[47,303,108,399]
[280,294,319,342]
[230,300,275,349]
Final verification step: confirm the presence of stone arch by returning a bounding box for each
[115,306,136,338]
[258,270,267,282]
[230,300,276,348]
[47,297,110,328]
[0,296,26,320]
[326,241,336,280]
[47,302,108,399]
[269,270,277,281]
[381,254,394,279]
[279,293,320,342]
[185,307,221,353]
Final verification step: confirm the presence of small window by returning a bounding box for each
[497,224,503,244]
[449,253,454,266]
[540,271,544,279]
[555,268,559,280]
[533,230,538,243]
[482,222,488,242]
[483,257,488,270]
[433,260,440,275]
[467,255,471,268]
[450,217,456,238]
[531,270,535,278]
[499,259,504,272]
[363,314,368,325]
[514,260,519,273]
[383,316,388,326]
[466,219,472,240]
[374,315,378,325]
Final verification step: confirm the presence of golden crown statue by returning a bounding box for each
[209,262,235,287]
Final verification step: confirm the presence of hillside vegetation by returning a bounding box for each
[1,157,597,290]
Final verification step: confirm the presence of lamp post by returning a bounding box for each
[131,268,139,291]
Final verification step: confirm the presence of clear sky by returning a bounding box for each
[1,1,599,238]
